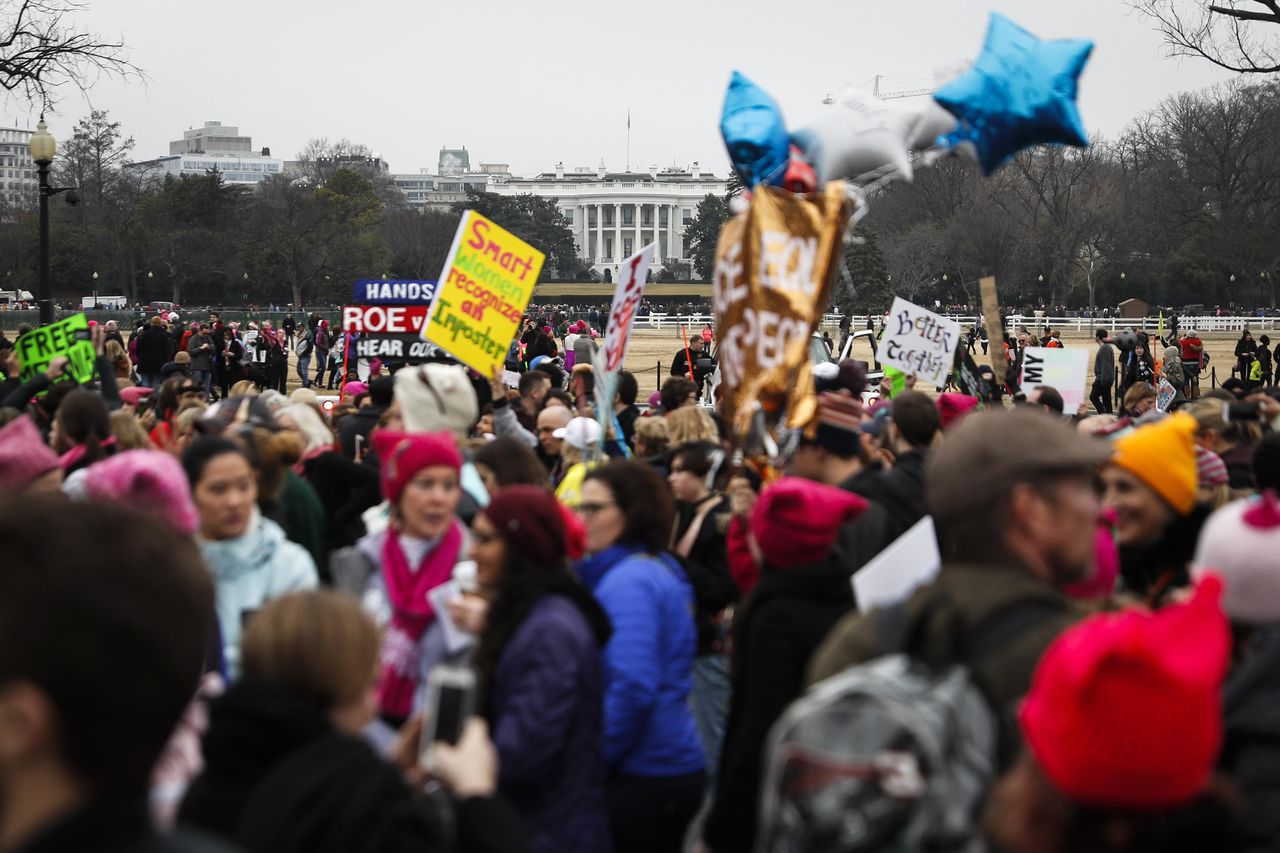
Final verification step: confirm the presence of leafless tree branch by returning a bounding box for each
[0,0,143,110]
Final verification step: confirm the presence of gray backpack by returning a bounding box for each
[756,596,1057,853]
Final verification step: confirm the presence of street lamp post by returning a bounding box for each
[29,119,56,326]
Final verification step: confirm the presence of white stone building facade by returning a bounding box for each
[487,163,726,274]
[127,121,284,186]
[0,127,37,207]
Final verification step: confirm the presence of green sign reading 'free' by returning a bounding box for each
[17,313,97,385]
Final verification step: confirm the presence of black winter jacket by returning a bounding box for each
[179,679,524,853]
[703,550,857,853]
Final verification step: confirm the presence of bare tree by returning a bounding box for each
[1130,0,1280,73]
[0,1,141,106]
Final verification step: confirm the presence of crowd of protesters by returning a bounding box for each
[4,304,1280,853]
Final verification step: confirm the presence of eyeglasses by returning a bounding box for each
[179,388,208,399]
[574,501,616,517]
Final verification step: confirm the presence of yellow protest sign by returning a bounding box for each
[424,210,545,374]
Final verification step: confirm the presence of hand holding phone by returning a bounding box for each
[419,664,475,769]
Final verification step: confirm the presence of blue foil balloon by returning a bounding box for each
[720,71,790,188]
[934,13,1093,175]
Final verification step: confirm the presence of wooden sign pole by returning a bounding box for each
[980,276,1009,387]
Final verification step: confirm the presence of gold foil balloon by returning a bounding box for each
[713,182,851,442]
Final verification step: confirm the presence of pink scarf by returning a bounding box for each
[377,521,463,719]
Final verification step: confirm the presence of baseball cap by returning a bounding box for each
[553,417,602,450]
[927,408,1111,519]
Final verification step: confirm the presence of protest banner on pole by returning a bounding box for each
[713,183,850,436]
[423,211,544,376]
[342,305,431,336]
[879,297,962,389]
[1020,347,1090,412]
[979,275,1008,388]
[16,312,96,384]
[595,243,654,443]
[352,279,437,305]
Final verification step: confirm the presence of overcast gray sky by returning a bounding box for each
[14,0,1235,178]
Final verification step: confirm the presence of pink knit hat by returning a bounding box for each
[751,477,868,568]
[83,450,199,536]
[1020,575,1229,810]
[0,415,60,491]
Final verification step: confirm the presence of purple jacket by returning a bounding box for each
[489,594,611,853]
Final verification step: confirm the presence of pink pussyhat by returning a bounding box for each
[83,450,199,536]
[1065,508,1120,600]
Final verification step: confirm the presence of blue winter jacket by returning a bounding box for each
[490,594,611,853]
[577,543,705,777]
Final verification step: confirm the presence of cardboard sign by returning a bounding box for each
[853,515,941,612]
[595,243,654,439]
[353,279,438,304]
[713,183,850,435]
[1020,347,1089,412]
[879,297,962,389]
[355,335,438,360]
[342,304,430,335]
[1156,377,1177,412]
[16,313,96,384]
[424,211,544,375]
[599,244,654,376]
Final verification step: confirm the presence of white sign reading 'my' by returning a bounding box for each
[880,297,962,388]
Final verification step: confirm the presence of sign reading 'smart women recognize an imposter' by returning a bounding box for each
[879,297,963,389]
[423,211,544,375]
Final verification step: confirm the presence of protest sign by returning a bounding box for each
[342,304,430,336]
[879,297,962,389]
[16,313,96,384]
[595,243,654,440]
[1020,347,1089,412]
[353,279,437,304]
[713,182,850,436]
[1156,377,1177,412]
[354,335,439,361]
[853,515,941,612]
[424,211,544,375]
[979,275,1008,386]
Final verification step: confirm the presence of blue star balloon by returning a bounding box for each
[720,71,790,188]
[934,13,1093,175]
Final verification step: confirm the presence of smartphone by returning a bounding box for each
[1224,401,1261,422]
[354,434,365,458]
[419,664,475,767]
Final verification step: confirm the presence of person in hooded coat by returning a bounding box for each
[702,478,868,853]
[469,486,613,853]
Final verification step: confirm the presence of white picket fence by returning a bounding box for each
[639,312,1277,335]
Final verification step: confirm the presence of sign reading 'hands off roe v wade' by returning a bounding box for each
[880,297,963,389]
[424,211,545,375]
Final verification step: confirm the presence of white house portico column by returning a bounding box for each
[672,203,683,260]
[613,203,622,263]
[654,202,663,263]
[634,203,642,259]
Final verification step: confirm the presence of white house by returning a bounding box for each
[487,162,726,275]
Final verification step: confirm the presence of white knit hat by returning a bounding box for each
[1192,492,1280,625]
[394,363,478,439]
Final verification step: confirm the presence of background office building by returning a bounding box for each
[127,121,284,186]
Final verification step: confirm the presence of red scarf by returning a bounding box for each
[377,521,463,718]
